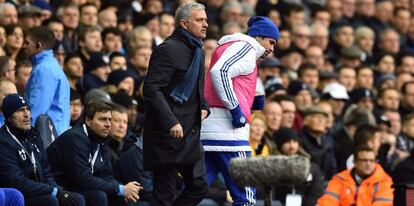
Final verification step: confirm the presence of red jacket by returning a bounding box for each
[318,163,393,206]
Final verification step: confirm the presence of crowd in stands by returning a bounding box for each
[0,0,412,205]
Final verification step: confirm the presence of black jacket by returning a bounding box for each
[114,138,152,202]
[142,30,209,170]
[334,127,354,172]
[299,127,337,180]
[0,125,57,197]
[47,124,121,196]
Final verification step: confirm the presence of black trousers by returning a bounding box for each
[76,190,125,206]
[25,192,85,206]
[152,157,208,206]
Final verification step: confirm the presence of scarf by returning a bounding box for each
[170,28,203,104]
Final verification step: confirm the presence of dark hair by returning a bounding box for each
[287,4,304,15]
[353,124,380,147]
[78,26,100,42]
[43,18,63,27]
[85,101,111,120]
[79,2,97,14]
[377,87,398,99]
[271,94,295,104]
[101,27,122,41]
[4,24,22,36]
[393,7,410,17]
[311,6,329,18]
[355,65,372,75]
[26,26,56,50]
[109,51,125,61]
[298,63,318,78]
[111,103,128,114]
[353,145,375,160]
[64,52,81,65]
[402,113,414,125]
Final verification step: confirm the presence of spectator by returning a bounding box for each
[0,94,85,206]
[107,104,128,164]
[24,26,70,135]
[273,127,325,206]
[0,80,17,126]
[349,88,375,111]
[249,112,269,157]
[0,3,18,26]
[17,5,43,31]
[14,60,31,94]
[98,9,117,29]
[346,124,382,169]
[337,45,363,69]
[396,113,414,159]
[78,26,103,65]
[47,101,142,206]
[321,82,349,131]
[101,28,123,55]
[107,69,135,96]
[354,26,375,64]
[335,106,377,171]
[273,95,296,129]
[375,88,400,116]
[318,146,393,205]
[258,57,284,82]
[338,66,357,92]
[355,65,374,90]
[377,28,400,55]
[298,63,319,90]
[78,52,111,94]
[299,106,337,180]
[69,89,82,127]
[57,3,79,53]
[291,24,311,51]
[287,80,313,132]
[63,53,83,90]
[159,13,174,42]
[263,99,282,153]
[0,56,15,83]
[46,19,64,42]
[79,3,98,27]
[127,46,152,87]
[384,110,402,136]
[399,81,414,117]
[304,45,325,71]
[128,26,153,50]
[109,52,127,71]
[4,24,24,61]
[310,23,329,51]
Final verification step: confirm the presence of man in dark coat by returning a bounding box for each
[47,101,142,206]
[142,2,210,205]
[0,94,85,206]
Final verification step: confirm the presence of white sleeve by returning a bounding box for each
[209,41,257,110]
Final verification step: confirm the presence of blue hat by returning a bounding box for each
[2,94,29,120]
[247,16,280,41]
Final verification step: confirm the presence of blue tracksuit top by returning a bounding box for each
[26,50,70,135]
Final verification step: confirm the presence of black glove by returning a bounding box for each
[57,190,78,206]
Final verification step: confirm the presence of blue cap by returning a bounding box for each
[247,16,280,41]
[2,94,29,120]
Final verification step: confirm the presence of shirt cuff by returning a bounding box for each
[118,185,124,196]
[51,187,58,197]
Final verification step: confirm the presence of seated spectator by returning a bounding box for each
[69,89,82,127]
[109,52,127,71]
[106,70,135,96]
[115,137,153,204]
[47,101,142,206]
[346,124,382,169]
[108,104,128,164]
[318,146,393,206]
[249,112,269,156]
[299,106,337,180]
[0,94,85,206]
[0,80,17,126]
[77,53,111,95]
[273,127,324,206]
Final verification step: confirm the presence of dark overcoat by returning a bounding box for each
[143,30,209,170]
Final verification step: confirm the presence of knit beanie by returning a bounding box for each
[107,70,133,86]
[2,94,29,120]
[247,16,280,41]
[273,127,299,150]
[87,53,109,72]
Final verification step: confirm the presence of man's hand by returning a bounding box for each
[201,110,208,121]
[123,181,142,203]
[170,123,183,138]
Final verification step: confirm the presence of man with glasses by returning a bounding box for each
[318,146,393,205]
[201,16,279,205]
